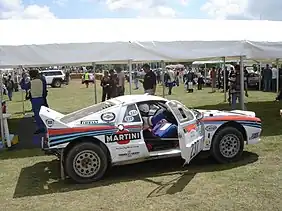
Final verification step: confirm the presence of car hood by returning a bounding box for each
[197,109,256,118]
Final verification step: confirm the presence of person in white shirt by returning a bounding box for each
[116,67,125,96]
[164,69,176,95]
[272,65,278,92]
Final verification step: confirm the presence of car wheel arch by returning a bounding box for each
[212,121,247,142]
[63,136,112,164]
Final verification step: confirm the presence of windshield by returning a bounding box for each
[60,101,116,123]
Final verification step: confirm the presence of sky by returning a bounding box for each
[0,0,282,20]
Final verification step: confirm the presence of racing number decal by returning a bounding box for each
[190,140,201,159]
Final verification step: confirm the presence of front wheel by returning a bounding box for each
[210,127,244,164]
[65,142,108,184]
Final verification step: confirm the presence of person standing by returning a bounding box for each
[217,68,222,89]
[140,64,156,95]
[39,72,49,107]
[133,69,139,90]
[197,73,204,90]
[165,68,176,95]
[263,64,272,92]
[65,70,70,85]
[20,72,31,100]
[109,69,118,98]
[100,70,111,101]
[210,67,216,92]
[116,67,125,96]
[83,71,90,88]
[29,69,47,134]
[224,67,229,91]
[271,65,278,92]
[5,75,14,101]
[229,65,248,110]
[185,69,195,93]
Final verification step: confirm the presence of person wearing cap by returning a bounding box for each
[229,65,248,110]
[140,64,156,95]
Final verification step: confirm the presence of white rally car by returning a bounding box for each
[39,95,262,184]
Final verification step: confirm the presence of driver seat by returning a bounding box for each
[152,119,178,138]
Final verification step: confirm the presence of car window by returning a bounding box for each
[41,71,62,76]
[122,104,141,123]
[60,101,116,123]
[167,101,194,123]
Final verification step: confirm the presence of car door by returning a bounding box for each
[165,100,205,165]
[109,103,149,163]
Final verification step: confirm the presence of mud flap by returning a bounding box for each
[60,149,65,180]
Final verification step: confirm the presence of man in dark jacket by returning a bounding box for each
[140,64,156,95]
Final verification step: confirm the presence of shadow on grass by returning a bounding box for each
[13,151,258,198]
[197,101,282,137]
[0,149,44,160]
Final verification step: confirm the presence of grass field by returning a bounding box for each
[0,80,282,211]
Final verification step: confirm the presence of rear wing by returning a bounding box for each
[39,106,69,129]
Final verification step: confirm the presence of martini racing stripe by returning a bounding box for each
[48,128,141,146]
[202,120,261,129]
[49,129,116,141]
[49,131,113,146]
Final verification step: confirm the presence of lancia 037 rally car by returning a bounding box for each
[39,95,262,184]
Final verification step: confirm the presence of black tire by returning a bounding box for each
[65,142,108,184]
[210,126,244,164]
[52,79,62,88]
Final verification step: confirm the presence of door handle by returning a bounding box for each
[178,133,182,138]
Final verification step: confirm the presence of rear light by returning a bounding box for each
[41,133,49,148]
[2,101,6,113]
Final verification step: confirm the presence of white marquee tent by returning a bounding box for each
[1,19,282,148]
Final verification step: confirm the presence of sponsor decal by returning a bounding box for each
[101,112,115,122]
[249,132,259,140]
[205,125,217,132]
[190,139,202,159]
[116,145,139,150]
[118,150,140,157]
[105,131,141,144]
[124,116,134,122]
[128,110,138,116]
[45,119,54,127]
[80,120,98,125]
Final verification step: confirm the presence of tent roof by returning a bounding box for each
[1,19,282,46]
[1,19,282,66]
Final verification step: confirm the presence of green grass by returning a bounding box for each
[0,80,282,211]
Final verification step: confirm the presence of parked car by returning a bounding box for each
[40,70,66,88]
[39,95,262,184]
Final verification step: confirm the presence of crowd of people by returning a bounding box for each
[2,62,281,134]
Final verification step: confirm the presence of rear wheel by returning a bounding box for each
[211,127,244,164]
[52,79,62,88]
[65,142,108,184]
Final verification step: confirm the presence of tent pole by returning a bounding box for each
[0,67,5,148]
[92,62,97,104]
[128,60,132,95]
[161,60,165,98]
[258,62,262,91]
[19,66,25,115]
[222,57,226,102]
[239,56,245,110]
[204,63,207,81]
[276,59,279,93]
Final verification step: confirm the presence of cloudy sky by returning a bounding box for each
[0,0,281,20]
